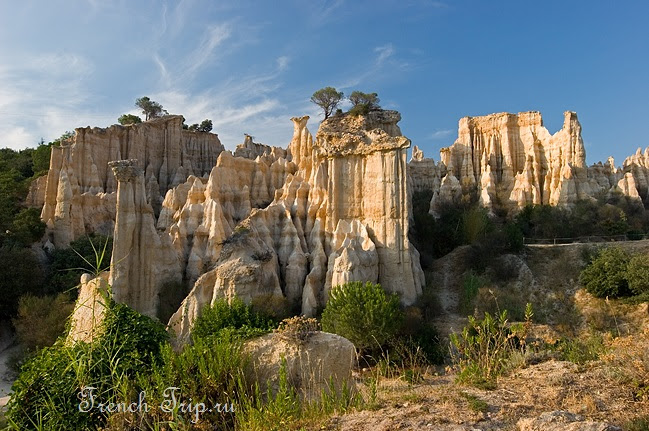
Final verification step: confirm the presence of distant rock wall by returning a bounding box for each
[409,111,644,215]
[36,115,224,247]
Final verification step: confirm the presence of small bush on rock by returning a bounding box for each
[192,297,276,342]
[321,281,403,353]
[276,316,320,343]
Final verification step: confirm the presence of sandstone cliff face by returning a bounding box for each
[410,111,642,215]
[167,111,424,344]
[39,116,224,247]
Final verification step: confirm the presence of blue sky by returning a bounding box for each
[1,0,648,165]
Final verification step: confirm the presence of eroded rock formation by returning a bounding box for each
[409,111,645,215]
[35,116,224,247]
[163,111,424,344]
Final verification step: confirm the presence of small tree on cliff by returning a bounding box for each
[310,87,344,119]
[348,91,380,116]
[198,119,213,132]
[117,114,142,125]
[135,96,168,121]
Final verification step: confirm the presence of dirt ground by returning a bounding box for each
[323,358,646,430]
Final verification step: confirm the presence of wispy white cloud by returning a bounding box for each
[338,43,408,90]
[0,51,106,148]
[185,24,232,75]
[375,44,395,65]
[430,129,453,140]
[277,56,290,71]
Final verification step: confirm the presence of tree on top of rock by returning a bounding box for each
[349,91,380,116]
[135,97,168,121]
[310,87,344,120]
[117,114,142,125]
[198,119,213,132]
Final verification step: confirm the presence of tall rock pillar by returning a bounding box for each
[108,159,181,318]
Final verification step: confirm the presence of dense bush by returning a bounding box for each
[321,281,403,353]
[627,254,649,295]
[12,293,74,352]
[191,297,276,342]
[0,246,45,320]
[7,302,168,430]
[579,247,632,298]
[128,337,246,429]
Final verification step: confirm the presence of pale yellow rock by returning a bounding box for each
[167,111,425,342]
[66,272,110,344]
[108,159,182,318]
[40,116,224,247]
[243,331,356,401]
[25,175,47,208]
[411,110,645,214]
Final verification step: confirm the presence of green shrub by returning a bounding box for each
[579,247,632,298]
[628,254,649,295]
[551,333,606,365]
[459,272,485,316]
[321,281,403,353]
[450,304,532,387]
[12,293,74,352]
[6,302,168,430]
[7,208,46,246]
[397,307,445,365]
[0,246,45,319]
[128,337,246,429]
[192,297,276,342]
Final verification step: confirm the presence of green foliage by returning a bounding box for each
[191,297,276,342]
[627,254,649,295]
[199,119,213,132]
[393,306,445,366]
[514,197,649,241]
[117,113,142,125]
[459,272,486,316]
[135,96,167,120]
[0,246,45,320]
[237,360,359,430]
[6,208,46,246]
[460,392,488,413]
[48,234,113,296]
[462,206,491,244]
[186,119,213,132]
[348,91,380,116]
[0,148,36,243]
[450,304,532,387]
[625,416,649,431]
[6,302,168,430]
[130,336,244,429]
[13,293,74,352]
[551,333,606,365]
[579,247,632,298]
[310,87,344,119]
[31,142,52,176]
[321,281,403,353]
